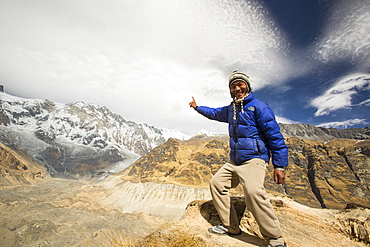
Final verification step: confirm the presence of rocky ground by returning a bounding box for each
[1,177,369,247]
[173,196,370,247]
[0,178,169,247]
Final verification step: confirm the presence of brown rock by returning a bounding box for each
[0,142,50,189]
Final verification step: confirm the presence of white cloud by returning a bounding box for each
[0,0,294,135]
[357,98,370,106]
[317,118,368,129]
[276,116,297,125]
[315,0,370,67]
[311,73,370,116]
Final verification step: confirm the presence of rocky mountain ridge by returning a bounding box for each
[119,135,370,210]
[279,123,370,141]
[0,92,189,177]
[1,91,369,179]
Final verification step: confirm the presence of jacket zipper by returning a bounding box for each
[233,105,239,163]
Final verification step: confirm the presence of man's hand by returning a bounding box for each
[274,169,285,184]
[189,97,197,108]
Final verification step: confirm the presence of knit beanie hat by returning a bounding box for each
[229,71,251,120]
[228,71,251,94]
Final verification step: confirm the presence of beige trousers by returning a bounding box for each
[210,158,282,238]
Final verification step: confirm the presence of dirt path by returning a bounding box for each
[0,178,168,247]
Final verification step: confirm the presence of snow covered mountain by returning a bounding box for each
[0,92,190,177]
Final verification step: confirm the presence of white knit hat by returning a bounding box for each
[228,71,251,94]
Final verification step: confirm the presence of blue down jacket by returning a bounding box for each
[195,93,288,167]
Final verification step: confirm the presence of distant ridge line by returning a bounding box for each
[279,123,370,141]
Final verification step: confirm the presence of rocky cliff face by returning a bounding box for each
[266,137,370,209]
[0,142,49,189]
[119,135,370,210]
[101,176,211,219]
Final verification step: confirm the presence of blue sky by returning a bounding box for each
[0,0,369,135]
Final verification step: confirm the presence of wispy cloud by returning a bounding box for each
[276,116,297,125]
[0,0,368,134]
[0,0,294,135]
[310,74,370,116]
[317,118,368,129]
[357,98,370,106]
[315,0,370,67]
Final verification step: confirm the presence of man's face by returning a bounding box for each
[230,80,248,99]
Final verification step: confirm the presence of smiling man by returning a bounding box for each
[189,71,288,247]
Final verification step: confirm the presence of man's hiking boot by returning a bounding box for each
[268,237,286,247]
[208,224,241,235]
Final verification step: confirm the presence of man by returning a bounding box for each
[189,71,288,247]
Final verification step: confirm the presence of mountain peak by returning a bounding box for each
[0,92,189,177]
